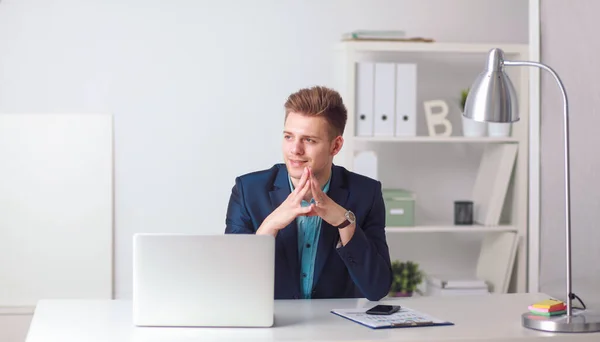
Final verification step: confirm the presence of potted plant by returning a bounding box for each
[460,85,512,137]
[388,260,424,297]
[459,87,487,137]
[459,88,469,112]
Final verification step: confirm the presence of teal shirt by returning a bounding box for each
[289,175,331,299]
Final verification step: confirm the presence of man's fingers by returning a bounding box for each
[298,205,314,216]
[296,173,311,202]
[294,167,309,195]
[310,175,323,206]
[299,204,320,217]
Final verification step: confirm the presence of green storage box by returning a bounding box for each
[382,189,415,227]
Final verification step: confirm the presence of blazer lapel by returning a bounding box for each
[313,166,349,289]
[269,166,300,292]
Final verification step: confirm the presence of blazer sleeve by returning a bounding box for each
[335,181,392,301]
[224,177,255,234]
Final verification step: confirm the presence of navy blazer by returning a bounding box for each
[225,163,392,301]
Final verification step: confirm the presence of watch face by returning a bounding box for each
[345,210,356,223]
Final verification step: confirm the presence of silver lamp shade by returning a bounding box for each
[463,48,519,123]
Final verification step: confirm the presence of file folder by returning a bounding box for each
[355,62,375,136]
[353,150,378,180]
[331,306,454,329]
[395,63,417,136]
[373,63,396,136]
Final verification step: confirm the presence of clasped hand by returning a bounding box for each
[259,167,346,236]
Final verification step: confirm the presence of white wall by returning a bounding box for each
[0,0,528,299]
[0,114,113,307]
[539,0,600,306]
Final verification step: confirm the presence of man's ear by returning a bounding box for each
[330,136,344,156]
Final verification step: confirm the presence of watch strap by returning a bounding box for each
[335,210,354,229]
[335,219,351,229]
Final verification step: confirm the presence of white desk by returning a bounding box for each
[25,293,600,342]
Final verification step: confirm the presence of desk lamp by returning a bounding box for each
[463,48,600,333]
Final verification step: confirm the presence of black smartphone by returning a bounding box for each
[365,305,401,315]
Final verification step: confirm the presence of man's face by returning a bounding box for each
[282,112,343,182]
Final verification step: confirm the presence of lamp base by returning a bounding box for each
[522,310,600,333]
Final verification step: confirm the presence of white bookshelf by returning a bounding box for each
[334,41,528,55]
[354,136,519,143]
[333,40,529,295]
[385,225,517,233]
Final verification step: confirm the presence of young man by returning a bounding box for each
[225,86,392,301]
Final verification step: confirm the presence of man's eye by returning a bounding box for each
[305,138,313,143]
[284,135,292,140]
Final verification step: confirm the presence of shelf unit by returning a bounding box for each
[385,225,517,234]
[354,136,519,143]
[334,41,528,54]
[332,41,529,295]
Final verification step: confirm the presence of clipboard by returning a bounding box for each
[331,306,454,329]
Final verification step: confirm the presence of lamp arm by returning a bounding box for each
[505,60,573,316]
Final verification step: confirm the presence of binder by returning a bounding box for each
[355,62,375,136]
[475,231,518,294]
[353,150,378,180]
[471,144,518,225]
[373,63,395,136]
[331,306,454,329]
[395,63,417,136]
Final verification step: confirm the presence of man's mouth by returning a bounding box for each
[289,159,308,167]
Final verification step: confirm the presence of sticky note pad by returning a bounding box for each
[528,305,566,314]
[532,299,565,311]
[528,306,566,316]
[530,303,566,312]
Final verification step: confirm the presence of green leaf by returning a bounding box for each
[389,260,424,292]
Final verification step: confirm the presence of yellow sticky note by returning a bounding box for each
[532,299,565,309]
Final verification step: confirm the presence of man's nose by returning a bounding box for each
[291,140,304,155]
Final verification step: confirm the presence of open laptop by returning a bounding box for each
[132,233,275,327]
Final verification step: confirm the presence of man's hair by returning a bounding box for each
[284,86,347,139]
